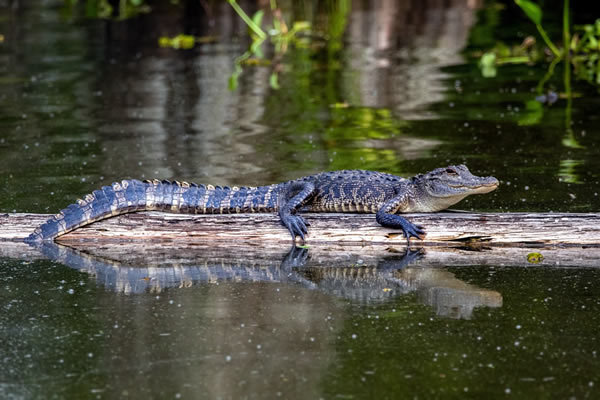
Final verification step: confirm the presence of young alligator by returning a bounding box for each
[25,165,499,244]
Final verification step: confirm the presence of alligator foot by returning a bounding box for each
[376,212,425,245]
[280,213,310,242]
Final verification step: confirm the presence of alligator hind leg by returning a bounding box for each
[376,194,425,245]
[279,181,315,242]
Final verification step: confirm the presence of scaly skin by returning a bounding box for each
[24,165,499,244]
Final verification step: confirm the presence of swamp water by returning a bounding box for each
[1,1,600,399]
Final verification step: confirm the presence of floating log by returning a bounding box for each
[1,212,599,247]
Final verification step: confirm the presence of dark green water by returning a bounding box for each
[1,250,600,399]
[1,1,600,399]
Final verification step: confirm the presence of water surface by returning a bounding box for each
[1,1,599,398]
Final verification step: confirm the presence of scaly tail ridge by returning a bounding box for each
[24,179,280,243]
[25,179,149,243]
[25,180,202,243]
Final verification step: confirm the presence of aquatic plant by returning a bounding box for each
[157,1,311,90]
[226,0,311,90]
[478,0,600,87]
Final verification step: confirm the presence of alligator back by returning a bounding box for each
[25,179,281,243]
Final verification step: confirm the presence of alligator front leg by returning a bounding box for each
[278,181,315,242]
[376,194,425,245]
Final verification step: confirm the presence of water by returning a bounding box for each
[1,1,600,398]
[1,245,599,399]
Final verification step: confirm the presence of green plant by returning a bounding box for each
[478,0,600,90]
[514,0,562,57]
[476,0,590,150]
[227,0,311,90]
[478,0,568,72]
[571,19,600,85]
[157,1,311,90]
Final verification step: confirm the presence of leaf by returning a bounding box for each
[98,0,113,18]
[158,34,196,49]
[251,10,264,31]
[292,21,311,32]
[527,252,544,264]
[228,74,239,91]
[228,65,242,91]
[158,36,171,47]
[269,72,280,89]
[514,0,542,26]
[517,100,544,126]
[478,52,497,78]
[479,52,496,67]
[250,39,264,58]
[228,0,266,39]
[329,102,349,109]
[175,34,196,49]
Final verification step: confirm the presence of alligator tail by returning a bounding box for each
[24,179,280,243]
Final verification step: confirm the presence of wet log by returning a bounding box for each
[2,239,599,268]
[1,211,599,247]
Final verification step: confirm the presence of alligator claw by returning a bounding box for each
[296,217,308,233]
[403,224,426,242]
[282,214,309,242]
[376,212,426,245]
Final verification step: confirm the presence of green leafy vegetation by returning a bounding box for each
[478,0,600,88]
[226,0,311,90]
[158,34,196,50]
[156,1,313,90]
[571,19,600,85]
[526,252,544,263]
[514,0,561,56]
[474,0,593,153]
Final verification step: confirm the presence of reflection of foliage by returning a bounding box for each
[259,41,414,174]
[325,107,409,171]
[558,159,583,183]
[64,0,150,19]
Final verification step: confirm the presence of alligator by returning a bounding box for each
[25,165,499,244]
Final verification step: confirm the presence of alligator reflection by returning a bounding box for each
[38,242,502,319]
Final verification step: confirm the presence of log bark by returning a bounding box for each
[2,240,598,268]
[1,211,599,247]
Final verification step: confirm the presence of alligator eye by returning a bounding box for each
[446,168,458,175]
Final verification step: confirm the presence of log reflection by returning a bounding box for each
[35,242,501,319]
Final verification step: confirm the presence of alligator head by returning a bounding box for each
[408,165,499,212]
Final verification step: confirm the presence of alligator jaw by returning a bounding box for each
[452,179,499,195]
